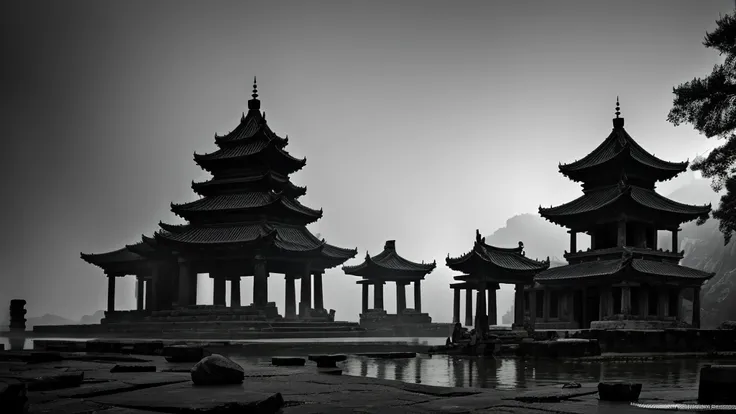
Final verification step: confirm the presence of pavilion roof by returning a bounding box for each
[535,249,714,285]
[538,181,711,228]
[445,230,550,278]
[342,240,436,280]
[80,246,143,266]
[558,113,688,183]
[192,171,307,198]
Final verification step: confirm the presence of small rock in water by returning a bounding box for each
[562,382,581,389]
[190,354,245,386]
[307,354,347,368]
[110,364,157,373]
[598,381,642,402]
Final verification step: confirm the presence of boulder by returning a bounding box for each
[698,364,736,404]
[110,364,157,373]
[0,379,28,414]
[598,381,642,402]
[562,382,581,389]
[190,354,245,386]
[163,345,211,363]
[271,357,305,366]
[307,354,347,368]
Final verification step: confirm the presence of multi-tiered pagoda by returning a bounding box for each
[533,99,713,330]
[82,79,357,322]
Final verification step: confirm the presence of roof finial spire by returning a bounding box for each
[248,76,261,111]
[615,96,621,118]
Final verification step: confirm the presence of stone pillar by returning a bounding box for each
[136,276,144,311]
[672,228,680,252]
[581,288,588,328]
[569,230,577,253]
[676,288,684,321]
[145,279,154,310]
[413,280,422,313]
[230,277,241,307]
[621,286,632,316]
[543,289,550,321]
[107,274,116,312]
[639,287,649,316]
[476,285,488,332]
[300,270,312,317]
[361,283,369,314]
[529,289,537,327]
[693,286,701,328]
[606,288,614,316]
[617,219,627,247]
[658,289,669,317]
[487,287,497,326]
[177,261,192,307]
[253,256,268,307]
[464,288,473,327]
[284,274,297,319]
[514,284,525,328]
[374,282,384,310]
[313,271,324,311]
[396,282,407,314]
[213,274,226,306]
[452,288,460,323]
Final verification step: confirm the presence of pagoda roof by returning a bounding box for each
[154,221,357,263]
[192,172,307,198]
[80,246,143,267]
[194,137,304,165]
[171,191,323,224]
[213,102,287,147]
[539,181,711,228]
[535,248,714,284]
[558,115,688,183]
[445,230,550,279]
[342,240,437,280]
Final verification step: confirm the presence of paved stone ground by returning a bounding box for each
[0,351,699,413]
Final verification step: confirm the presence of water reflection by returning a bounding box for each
[340,355,719,390]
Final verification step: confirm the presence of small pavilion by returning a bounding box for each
[343,240,436,324]
[446,230,550,334]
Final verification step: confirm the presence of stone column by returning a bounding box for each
[413,280,422,313]
[621,286,632,316]
[693,286,701,328]
[476,285,488,332]
[300,270,312,317]
[639,287,649,316]
[145,279,154,310]
[581,288,588,328]
[361,283,369,314]
[396,282,407,314]
[284,274,297,319]
[313,271,324,311]
[617,219,627,247]
[514,284,525,327]
[253,256,268,307]
[452,288,460,323]
[672,228,680,253]
[107,274,116,312]
[569,230,577,253]
[676,288,684,321]
[213,273,226,306]
[487,287,497,326]
[136,276,144,311]
[657,289,669,318]
[177,261,192,307]
[374,282,384,310]
[543,289,551,321]
[529,289,537,328]
[464,288,473,327]
[230,277,241,307]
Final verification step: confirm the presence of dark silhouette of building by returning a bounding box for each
[446,230,550,333]
[534,99,714,330]
[81,78,357,321]
[343,240,436,326]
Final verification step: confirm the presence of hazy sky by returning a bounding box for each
[1,0,731,323]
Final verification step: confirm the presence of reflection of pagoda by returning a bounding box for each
[81,78,357,322]
[533,99,713,330]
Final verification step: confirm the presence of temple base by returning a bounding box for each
[590,318,690,330]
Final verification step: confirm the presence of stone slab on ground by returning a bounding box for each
[110,364,156,373]
[509,384,599,402]
[90,382,284,413]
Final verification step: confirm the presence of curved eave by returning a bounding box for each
[153,228,278,250]
[194,142,306,174]
[80,247,145,269]
[170,194,323,224]
[159,221,188,234]
[447,248,549,274]
[343,256,436,278]
[191,175,307,198]
[213,110,288,147]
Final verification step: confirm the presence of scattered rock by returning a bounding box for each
[190,354,245,386]
[598,381,642,402]
[163,345,211,363]
[562,382,581,389]
[0,379,28,414]
[307,354,347,368]
[271,356,305,366]
[698,364,736,404]
[110,364,156,373]
[357,352,416,359]
[26,371,85,391]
